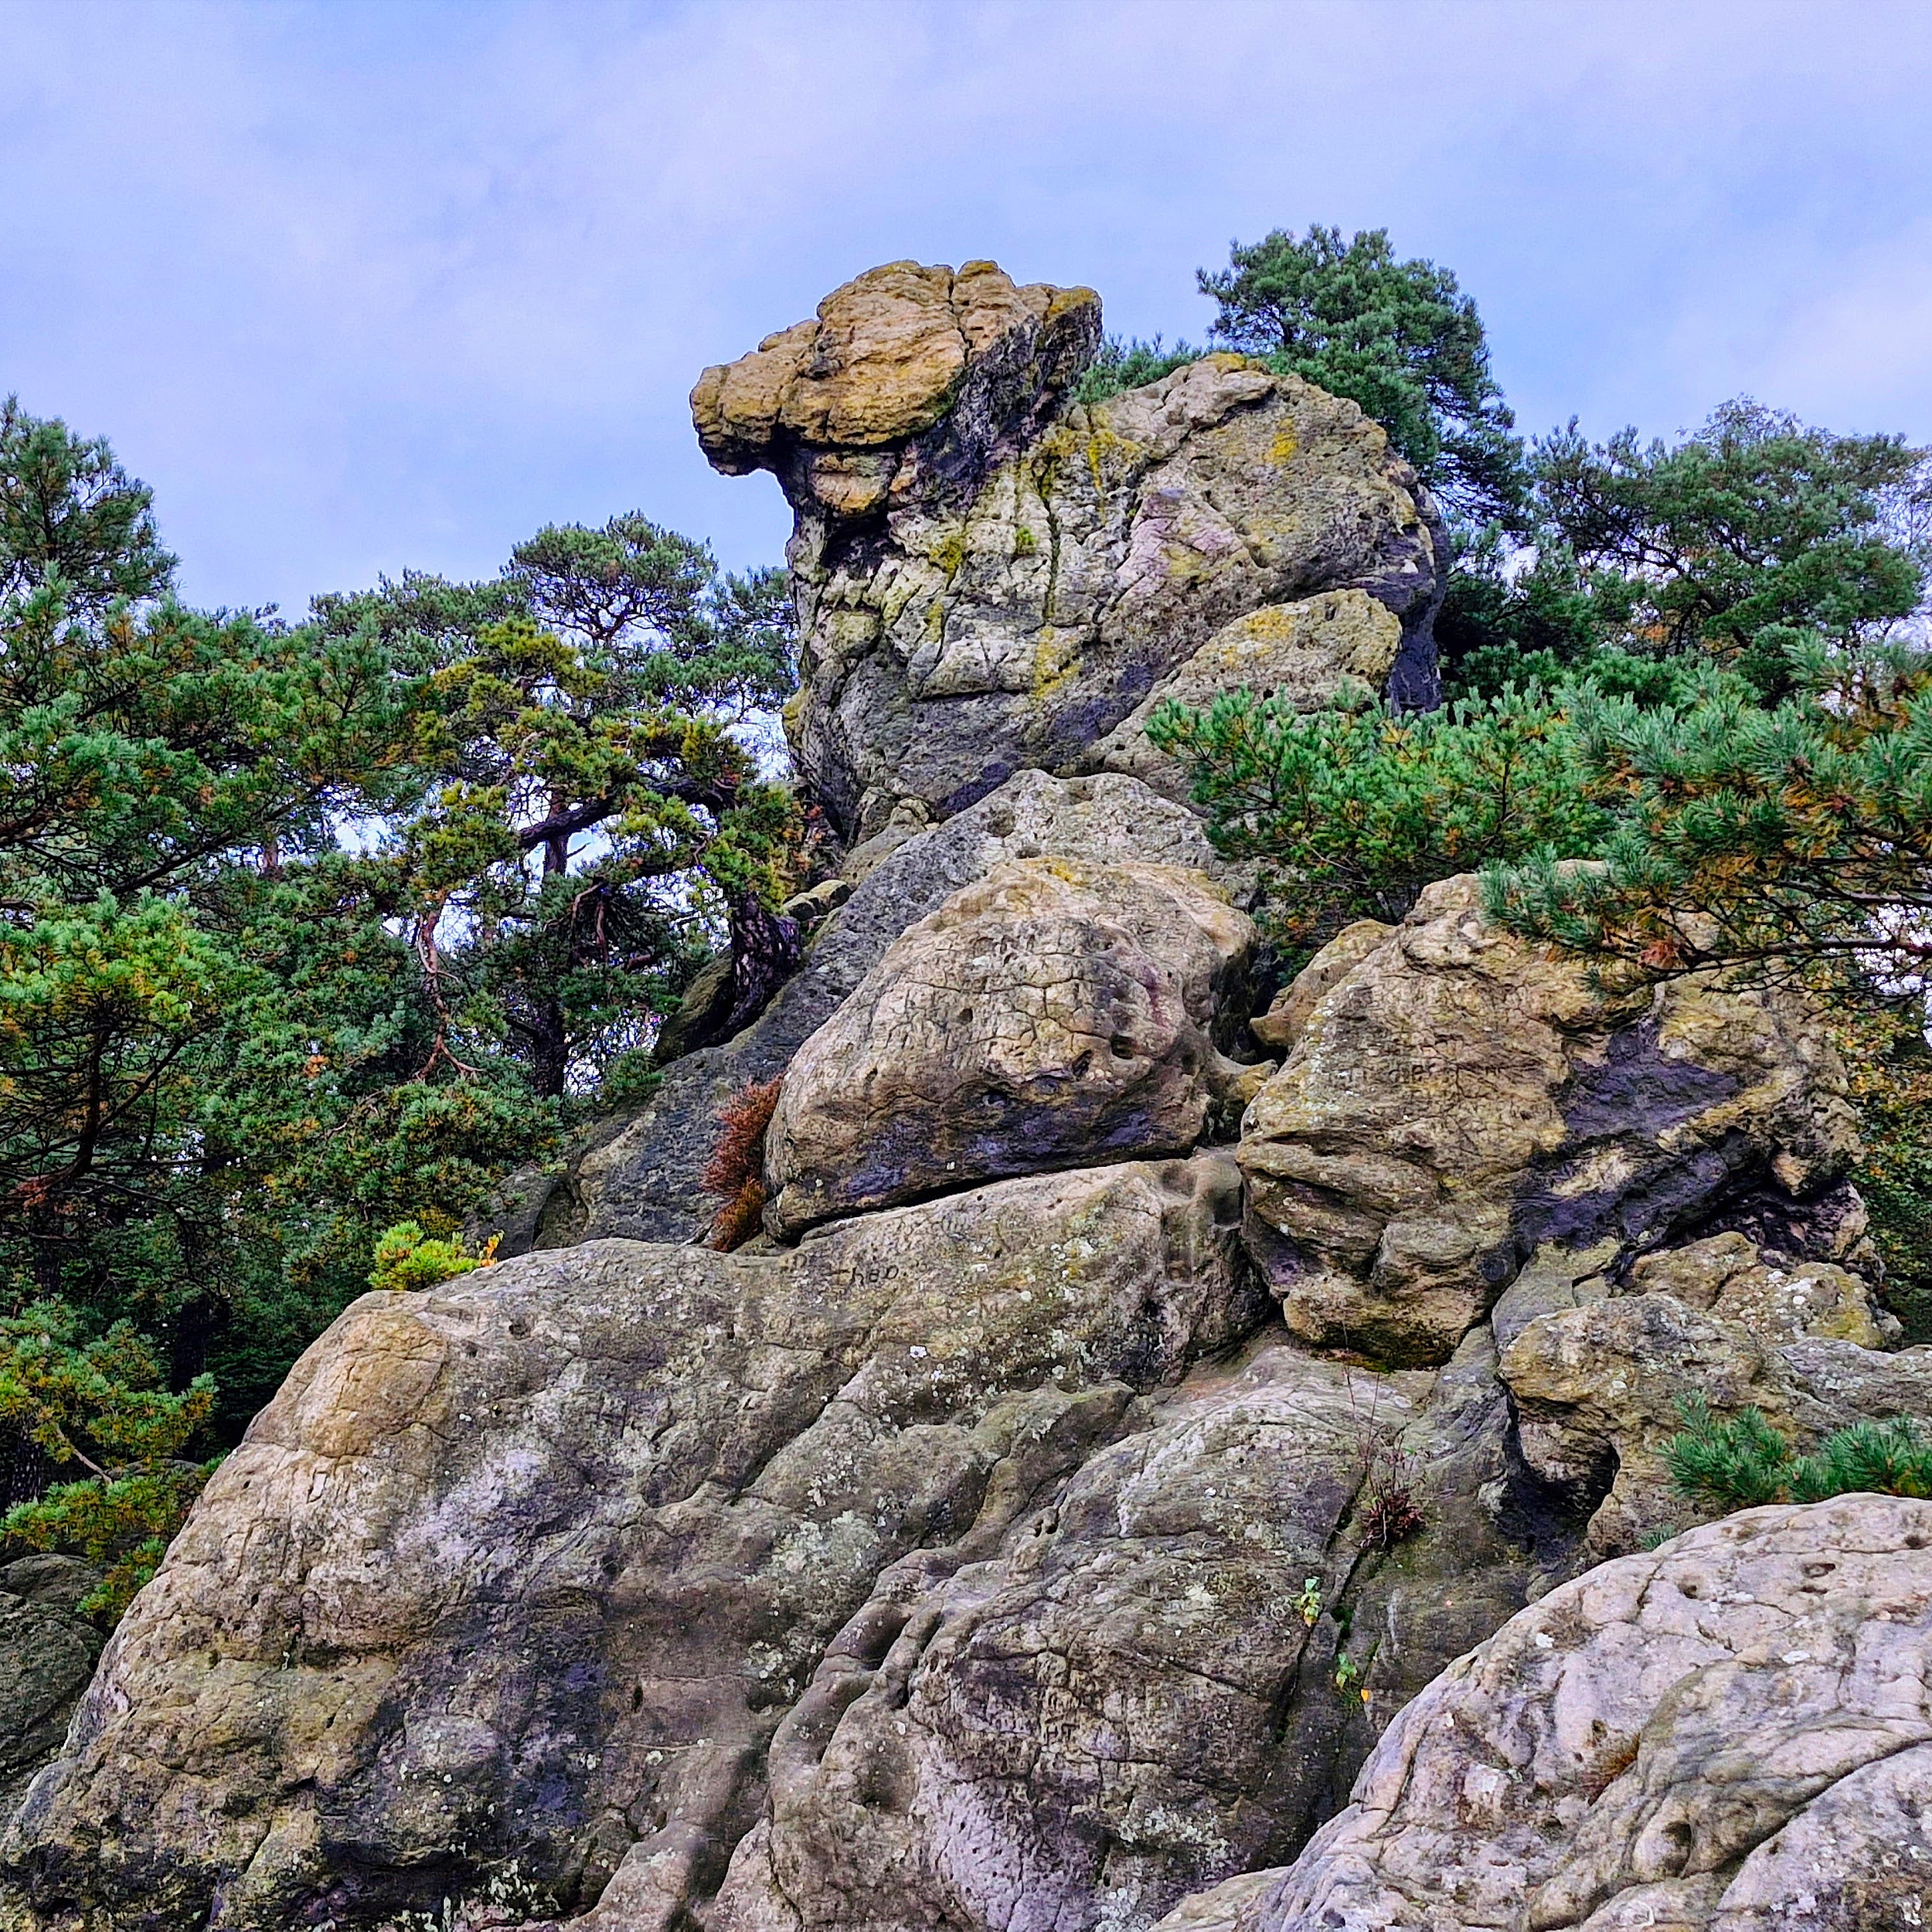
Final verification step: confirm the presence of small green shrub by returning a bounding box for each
[3,1459,220,1621]
[1790,1417,1932,1502]
[0,1301,223,1622]
[1665,1396,1932,1515]
[369,1221,498,1294]
[1664,1397,1794,1510]
[1072,334,1204,405]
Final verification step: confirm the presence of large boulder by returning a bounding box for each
[764,856,1260,1235]
[2,1157,1257,1932]
[1236,876,1861,1366]
[1171,1495,1932,1932]
[498,770,1225,1251]
[692,261,1443,843]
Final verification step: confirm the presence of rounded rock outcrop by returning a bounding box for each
[764,855,1261,1235]
[1173,1495,1932,1932]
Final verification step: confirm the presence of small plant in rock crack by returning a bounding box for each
[1354,1430,1428,1550]
[1338,1364,1429,1551]
[1332,1645,1376,1706]
[701,1077,783,1251]
[1296,1577,1325,1625]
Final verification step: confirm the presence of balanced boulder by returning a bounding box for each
[764,855,1260,1234]
[692,262,1442,842]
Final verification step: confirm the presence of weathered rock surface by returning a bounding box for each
[1237,876,1860,1366]
[709,1337,1416,1932]
[1248,918,1389,1056]
[706,1320,1566,1932]
[0,1560,102,1822]
[1628,1228,1896,1347]
[765,856,1260,1234]
[1184,1495,1932,1932]
[1500,1280,1932,1557]
[494,770,1224,1252]
[1089,590,1401,801]
[2,1158,1258,1931]
[695,262,1443,842]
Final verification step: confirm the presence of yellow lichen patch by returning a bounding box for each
[1083,425,1143,495]
[1033,420,1145,498]
[1267,427,1301,468]
[1162,543,1213,587]
[929,529,969,581]
[1237,604,1301,642]
[1029,625,1080,702]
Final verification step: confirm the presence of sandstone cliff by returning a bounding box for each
[3,261,1924,1932]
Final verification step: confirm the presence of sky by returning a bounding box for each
[5,0,1932,617]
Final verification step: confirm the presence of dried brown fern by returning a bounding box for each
[702,1078,781,1250]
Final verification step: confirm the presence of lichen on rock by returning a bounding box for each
[693,261,1444,845]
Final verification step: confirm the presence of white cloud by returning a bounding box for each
[3,0,1930,611]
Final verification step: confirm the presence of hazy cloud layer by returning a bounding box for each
[4,0,1929,613]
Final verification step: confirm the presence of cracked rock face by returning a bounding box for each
[1236,876,1861,1367]
[708,1321,1556,1932]
[1178,1495,1932,1932]
[1499,1274,1932,1559]
[692,260,1442,843]
[1,1158,1255,1932]
[764,855,1260,1236]
[0,1560,102,1822]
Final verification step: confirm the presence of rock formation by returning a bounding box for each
[1236,876,1862,1367]
[0,1560,101,1822]
[692,260,1444,846]
[1168,1494,1932,1932]
[5,260,1925,1932]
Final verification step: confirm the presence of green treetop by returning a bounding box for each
[1199,225,1523,528]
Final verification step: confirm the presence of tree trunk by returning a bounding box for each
[530,998,570,1098]
[723,896,802,1037]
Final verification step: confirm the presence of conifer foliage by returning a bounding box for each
[0,400,801,1612]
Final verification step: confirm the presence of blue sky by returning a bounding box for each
[5,0,1931,616]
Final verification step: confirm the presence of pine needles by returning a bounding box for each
[1665,1394,1932,1515]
